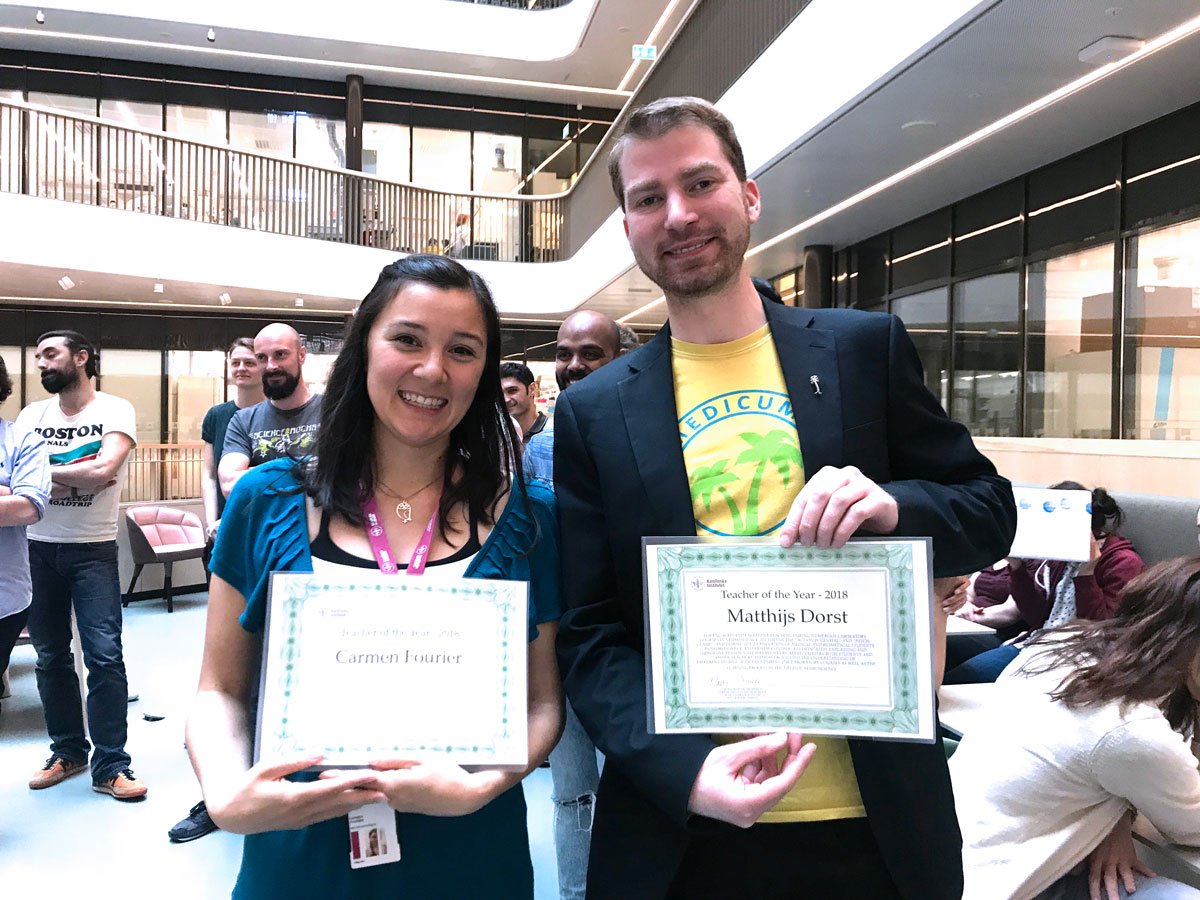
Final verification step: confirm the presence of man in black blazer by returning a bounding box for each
[553,96,1016,899]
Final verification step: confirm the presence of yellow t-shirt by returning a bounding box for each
[672,324,865,823]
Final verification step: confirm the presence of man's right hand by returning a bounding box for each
[206,518,221,542]
[686,732,816,828]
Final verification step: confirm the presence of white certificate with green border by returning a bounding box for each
[644,537,936,742]
[256,572,528,768]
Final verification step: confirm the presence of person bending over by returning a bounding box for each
[951,556,1200,900]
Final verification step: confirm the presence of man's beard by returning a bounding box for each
[40,367,80,394]
[262,371,300,400]
[635,219,751,300]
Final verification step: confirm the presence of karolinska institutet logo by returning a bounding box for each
[680,390,802,538]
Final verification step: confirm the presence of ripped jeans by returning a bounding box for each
[549,700,601,900]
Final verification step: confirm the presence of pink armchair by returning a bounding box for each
[123,506,206,613]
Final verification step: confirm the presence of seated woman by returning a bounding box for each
[186,255,563,899]
[951,556,1200,900]
[944,483,1144,684]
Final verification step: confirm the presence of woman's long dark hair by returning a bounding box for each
[306,254,523,538]
[1022,556,1200,734]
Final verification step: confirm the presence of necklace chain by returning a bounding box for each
[376,473,442,524]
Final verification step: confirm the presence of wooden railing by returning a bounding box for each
[122,442,205,503]
[0,98,565,263]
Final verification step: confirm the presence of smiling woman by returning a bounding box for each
[187,254,565,900]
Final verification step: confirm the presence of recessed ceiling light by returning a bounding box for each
[294,297,305,307]
[206,27,216,43]
[218,291,232,306]
[153,282,164,293]
[901,120,937,131]
[35,10,45,25]
[57,275,74,290]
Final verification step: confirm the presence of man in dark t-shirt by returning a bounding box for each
[217,323,321,498]
[200,338,264,539]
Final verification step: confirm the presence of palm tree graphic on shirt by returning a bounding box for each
[690,429,802,536]
[689,459,745,534]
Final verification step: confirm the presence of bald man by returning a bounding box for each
[522,308,624,900]
[217,323,321,497]
[554,310,625,393]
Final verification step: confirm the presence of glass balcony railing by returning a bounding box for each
[0,98,565,263]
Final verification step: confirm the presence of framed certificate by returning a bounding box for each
[256,572,529,768]
[643,537,936,742]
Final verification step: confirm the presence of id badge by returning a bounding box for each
[348,801,401,869]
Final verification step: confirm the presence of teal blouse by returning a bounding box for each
[209,457,561,900]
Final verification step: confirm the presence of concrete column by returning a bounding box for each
[345,75,364,171]
[801,245,833,308]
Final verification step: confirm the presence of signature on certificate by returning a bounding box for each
[709,673,761,689]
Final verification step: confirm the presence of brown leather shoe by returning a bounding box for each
[29,754,88,790]
[93,768,148,802]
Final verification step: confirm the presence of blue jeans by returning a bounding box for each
[943,643,1020,684]
[549,700,600,900]
[26,539,131,782]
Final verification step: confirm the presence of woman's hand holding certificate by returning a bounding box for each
[320,758,508,818]
[206,754,387,835]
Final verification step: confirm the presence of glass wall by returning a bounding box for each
[527,137,575,195]
[99,349,162,445]
[412,127,471,192]
[99,98,164,212]
[362,122,411,183]
[9,72,615,210]
[473,132,521,194]
[951,272,1020,436]
[23,346,52,409]
[166,104,229,223]
[296,113,346,169]
[1123,218,1200,440]
[230,109,294,158]
[28,92,97,203]
[1025,244,1115,438]
[167,350,226,443]
[0,345,20,420]
[892,288,949,408]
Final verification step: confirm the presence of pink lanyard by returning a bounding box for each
[362,495,439,576]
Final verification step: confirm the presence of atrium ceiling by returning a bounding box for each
[0,0,689,105]
[4,0,1200,327]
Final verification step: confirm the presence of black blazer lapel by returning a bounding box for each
[616,329,694,535]
[764,303,844,479]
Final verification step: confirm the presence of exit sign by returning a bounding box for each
[632,44,657,61]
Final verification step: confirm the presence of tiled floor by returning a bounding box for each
[0,592,559,899]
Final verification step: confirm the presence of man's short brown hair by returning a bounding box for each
[607,96,748,209]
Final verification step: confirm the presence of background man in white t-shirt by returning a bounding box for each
[15,330,146,802]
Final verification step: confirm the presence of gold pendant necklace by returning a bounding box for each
[377,472,443,524]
